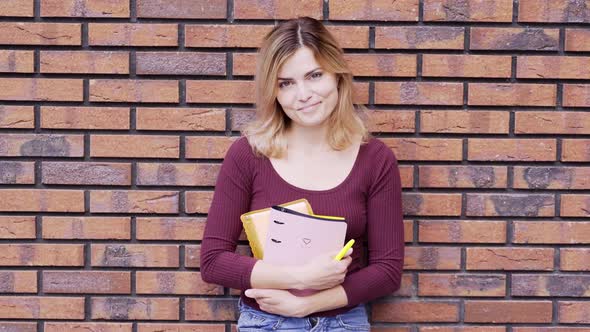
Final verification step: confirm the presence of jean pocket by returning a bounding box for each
[237,303,284,331]
[336,305,370,331]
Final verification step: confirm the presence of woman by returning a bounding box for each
[200,16,404,331]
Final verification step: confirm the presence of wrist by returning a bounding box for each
[288,265,307,290]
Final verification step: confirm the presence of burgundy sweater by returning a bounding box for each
[200,136,404,317]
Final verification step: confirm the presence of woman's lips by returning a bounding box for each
[298,101,321,112]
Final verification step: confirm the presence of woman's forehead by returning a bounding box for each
[277,47,321,79]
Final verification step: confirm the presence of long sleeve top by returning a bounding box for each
[200,136,404,317]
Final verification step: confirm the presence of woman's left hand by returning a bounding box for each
[244,289,311,318]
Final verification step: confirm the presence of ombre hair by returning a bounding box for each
[242,16,371,158]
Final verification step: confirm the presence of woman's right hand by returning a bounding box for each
[294,248,353,290]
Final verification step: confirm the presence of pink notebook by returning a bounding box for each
[263,205,347,296]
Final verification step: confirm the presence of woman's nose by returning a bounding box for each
[296,82,312,102]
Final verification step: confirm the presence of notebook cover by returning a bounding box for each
[240,199,313,259]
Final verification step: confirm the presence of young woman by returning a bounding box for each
[200,16,404,331]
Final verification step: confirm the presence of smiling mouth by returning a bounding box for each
[298,102,321,111]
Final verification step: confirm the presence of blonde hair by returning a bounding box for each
[242,16,371,158]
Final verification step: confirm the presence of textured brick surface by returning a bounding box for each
[0,1,587,329]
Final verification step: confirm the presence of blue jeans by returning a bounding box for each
[237,297,370,331]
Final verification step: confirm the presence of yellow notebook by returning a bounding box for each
[240,199,313,259]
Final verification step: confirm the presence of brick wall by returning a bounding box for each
[0,0,589,331]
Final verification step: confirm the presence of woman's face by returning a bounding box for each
[275,46,339,129]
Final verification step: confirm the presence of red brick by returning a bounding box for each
[92,297,179,320]
[0,297,84,319]
[185,191,214,214]
[0,189,84,212]
[0,271,37,293]
[470,28,559,50]
[136,217,206,240]
[466,193,555,217]
[185,136,238,159]
[138,0,225,18]
[136,271,222,295]
[41,106,129,130]
[330,0,418,21]
[42,162,131,185]
[372,301,459,323]
[328,26,369,49]
[91,135,179,158]
[235,0,321,19]
[90,190,179,214]
[405,220,415,243]
[404,246,461,270]
[186,80,253,104]
[0,78,82,101]
[512,274,590,297]
[380,138,463,161]
[519,0,590,23]
[0,322,36,332]
[561,248,590,271]
[419,165,507,188]
[391,273,414,297]
[419,220,506,243]
[185,245,201,268]
[228,108,255,131]
[345,54,417,77]
[41,51,128,74]
[513,221,590,244]
[89,23,178,46]
[185,25,272,48]
[136,107,225,131]
[42,216,131,240]
[566,28,590,52]
[0,161,35,184]
[41,0,129,17]
[90,79,178,103]
[375,82,463,105]
[466,248,554,271]
[560,194,590,217]
[0,22,80,45]
[185,298,237,321]
[516,111,590,134]
[46,323,133,332]
[0,216,35,239]
[399,166,414,188]
[559,302,590,323]
[0,0,33,16]
[0,244,84,266]
[424,0,512,21]
[517,56,590,79]
[465,300,552,323]
[0,50,34,73]
[421,328,506,332]
[421,110,509,134]
[353,82,370,104]
[137,163,218,186]
[43,271,130,294]
[419,273,506,297]
[468,138,556,161]
[423,54,511,78]
[469,83,556,106]
[0,134,84,157]
[375,27,464,49]
[138,324,224,332]
[403,193,462,216]
[562,139,590,162]
[0,106,34,128]
[563,84,590,107]
[514,328,590,332]
[91,244,179,267]
[136,52,225,75]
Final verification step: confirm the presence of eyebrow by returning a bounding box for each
[277,67,321,80]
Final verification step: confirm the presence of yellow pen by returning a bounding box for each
[333,239,355,261]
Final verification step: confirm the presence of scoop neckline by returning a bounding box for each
[266,140,367,195]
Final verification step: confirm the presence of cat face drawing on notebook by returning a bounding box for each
[263,205,347,266]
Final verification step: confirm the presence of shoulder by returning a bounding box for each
[363,137,398,166]
[225,136,256,161]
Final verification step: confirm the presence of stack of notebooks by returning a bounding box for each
[240,199,348,295]
[240,198,348,262]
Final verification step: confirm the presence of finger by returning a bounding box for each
[244,289,270,299]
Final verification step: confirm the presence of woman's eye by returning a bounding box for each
[278,81,291,89]
[311,72,323,79]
